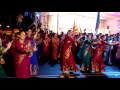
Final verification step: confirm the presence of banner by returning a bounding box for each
[95,12,100,34]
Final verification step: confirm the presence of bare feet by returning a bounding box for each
[63,71,69,74]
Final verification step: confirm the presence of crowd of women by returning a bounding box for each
[0,28,120,78]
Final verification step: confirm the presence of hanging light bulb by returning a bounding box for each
[6,25,10,28]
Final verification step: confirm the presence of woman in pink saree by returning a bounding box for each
[14,31,32,78]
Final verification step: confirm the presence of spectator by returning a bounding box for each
[16,13,23,30]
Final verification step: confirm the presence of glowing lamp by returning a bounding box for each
[6,25,10,28]
[5,29,12,35]
[13,28,19,33]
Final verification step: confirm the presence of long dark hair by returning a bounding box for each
[67,30,71,35]
[101,35,106,39]
[18,30,25,35]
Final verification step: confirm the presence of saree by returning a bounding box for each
[116,44,120,60]
[91,40,106,72]
[14,39,31,78]
[30,40,39,76]
[0,65,6,78]
[51,37,59,60]
[42,37,50,58]
[0,46,6,78]
[79,40,92,71]
[61,36,78,72]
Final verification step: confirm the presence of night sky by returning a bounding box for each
[0,12,29,30]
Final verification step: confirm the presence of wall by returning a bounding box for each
[116,20,120,33]
[47,12,97,34]
[48,15,57,33]
[46,12,119,35]
[99,19,119,35]
[104,20,117,34]
[97,19,105,34]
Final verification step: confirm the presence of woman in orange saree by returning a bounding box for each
[14,31,32,78]
[51,33,59,65]
[61,30,78,73]
[58,33,65,64]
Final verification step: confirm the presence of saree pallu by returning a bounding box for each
[71,43,77,60]
[14,54,30,78]
[30,52,39,76]
[36,43,42,60]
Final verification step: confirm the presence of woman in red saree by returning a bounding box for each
[91,35,119,73]
[14,31,32,78]
[3,33,19,77]
[42,33,50,61]
[58,33,65,64]
[61,30,78,73]
[51,33,59,64]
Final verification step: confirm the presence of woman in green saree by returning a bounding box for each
[79,34,92,72]
[0,38,12,78]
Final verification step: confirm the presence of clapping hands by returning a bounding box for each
[6,41,12,50]
[98,41,101,44]
[28,41,31,47]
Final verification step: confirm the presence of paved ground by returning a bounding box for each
[36,62,120,78]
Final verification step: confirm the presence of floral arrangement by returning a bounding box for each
[0,45,5,64]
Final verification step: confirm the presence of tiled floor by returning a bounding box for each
[37,62,120,78]
[103,65,120,78]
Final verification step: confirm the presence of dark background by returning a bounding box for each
[0,12,33,30]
